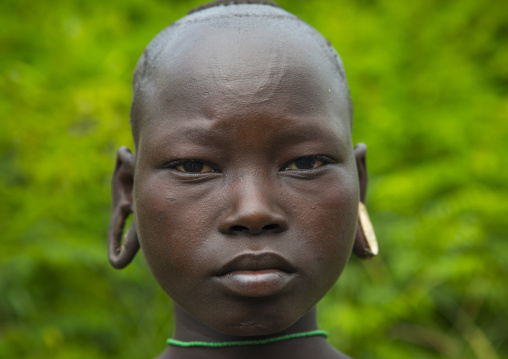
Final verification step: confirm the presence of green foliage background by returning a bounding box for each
[1,0,507,358]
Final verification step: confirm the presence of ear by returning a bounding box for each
[108,146,140,269]
[352,143,378,258]
[354,143,368,203]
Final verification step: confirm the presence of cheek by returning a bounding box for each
[132,174,216,283]
[287,169,358,284]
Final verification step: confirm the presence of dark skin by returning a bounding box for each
[112,7,367,359]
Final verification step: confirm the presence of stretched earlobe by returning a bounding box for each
[108,204,140,269]
[108,146,140,269]
[352,143,379,258]
[354,202,379,258]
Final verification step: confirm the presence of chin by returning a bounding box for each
[208,300,309,337]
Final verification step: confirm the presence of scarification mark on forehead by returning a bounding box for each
[131,2,352,145]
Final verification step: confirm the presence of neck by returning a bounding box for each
[157,306,342,359]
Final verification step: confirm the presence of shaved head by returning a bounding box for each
[115,2,367,343]
[130,2,352,146]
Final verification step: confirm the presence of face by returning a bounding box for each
[132,20,359,336]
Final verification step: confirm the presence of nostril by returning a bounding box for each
[263,224,280,231]
[231,225,248,232]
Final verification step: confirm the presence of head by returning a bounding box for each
[109,0,371,337]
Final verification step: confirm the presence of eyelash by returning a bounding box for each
[165,159,218,174]
[164,155,334,174]
[280,155,334,171]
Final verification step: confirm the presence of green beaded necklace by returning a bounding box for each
[167,329,328,348]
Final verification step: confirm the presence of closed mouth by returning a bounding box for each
[215,252,296,277]
[213,252,298,297]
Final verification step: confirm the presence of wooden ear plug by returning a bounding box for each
[354,202,379,258]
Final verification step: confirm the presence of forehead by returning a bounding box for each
[136,6,351,143]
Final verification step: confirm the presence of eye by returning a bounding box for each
[282,156,328,170]
[170,160,216,173]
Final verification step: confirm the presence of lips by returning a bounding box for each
[216,252,296,275]
[214,252,298,297]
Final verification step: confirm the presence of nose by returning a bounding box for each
[219,176,288,236]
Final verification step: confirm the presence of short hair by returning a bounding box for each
[188,0,281,14]
[130,0,351,145]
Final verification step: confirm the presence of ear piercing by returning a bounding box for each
[353,202,378,258]
[108,202,140,269]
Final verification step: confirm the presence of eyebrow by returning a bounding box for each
[166,119,345,146]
